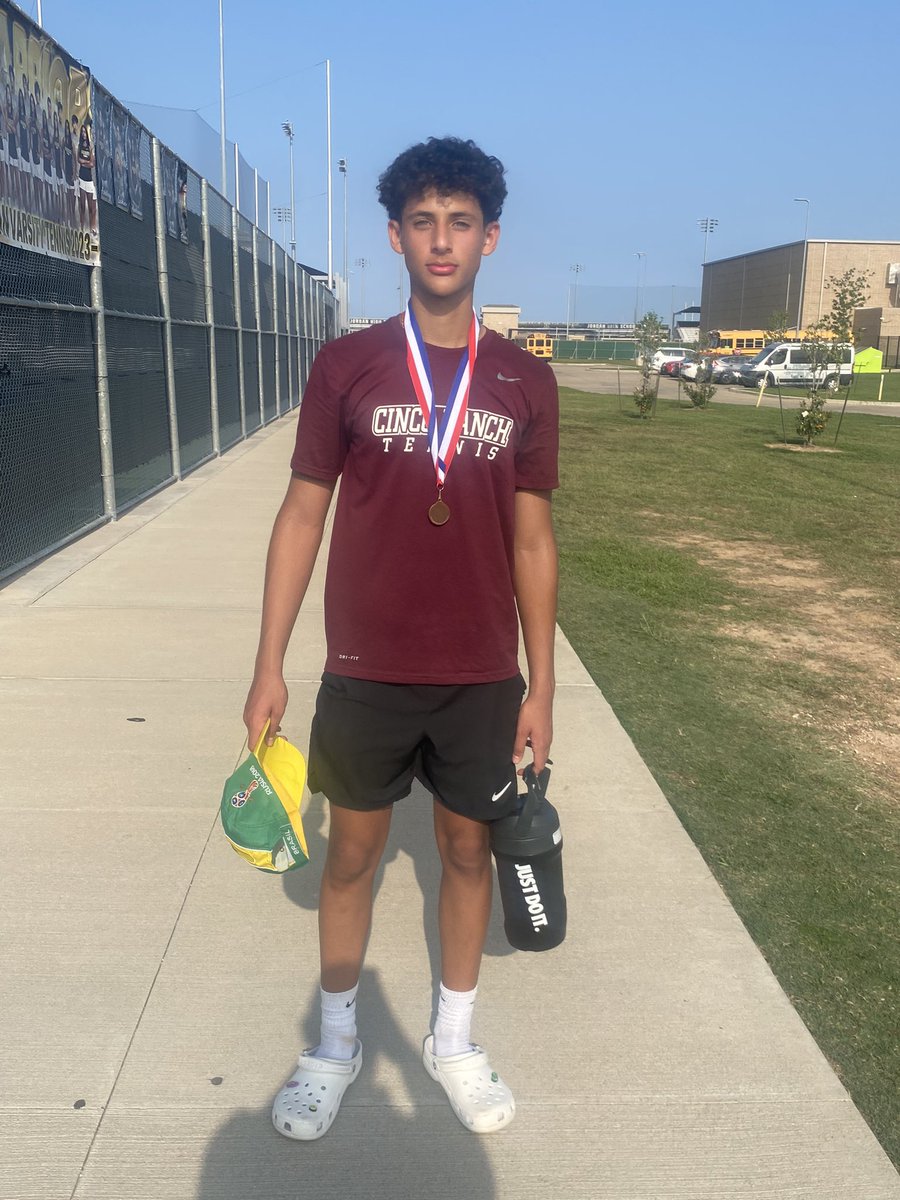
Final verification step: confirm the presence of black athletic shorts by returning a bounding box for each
[308,672,526,822]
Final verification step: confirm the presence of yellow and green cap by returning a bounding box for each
[220,723,310,873]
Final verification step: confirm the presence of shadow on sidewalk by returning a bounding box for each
[195,964,498,1200]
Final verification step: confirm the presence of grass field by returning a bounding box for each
[753,372,900,403]
[554,388,900,1165]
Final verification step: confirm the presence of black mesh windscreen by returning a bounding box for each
[261,332,276,421]
[104,315,172,508]
[275,248,288,333]
[98,129,160,318]
[167,169,206,323]
[278,334,291,409]
[172,324,212,471]
[0,306,101,578]
[238,216,256,329]
[0,242,91,308]
[207,187,235,328]
[287,262,297,334]
[215,328,241,449]
[258,236,273,332]
[242,331,260,432]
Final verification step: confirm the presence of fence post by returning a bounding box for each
[201,178,220,455]
[89,260,118,519]
[284,254,294,408]
[151,137,181,479]
[273,241,281,416]
[231,205,246,439]
[252,225,264,425]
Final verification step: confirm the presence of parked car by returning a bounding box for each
[650,346,693,373]
[680,357,712,382]
[710,355,748,384]
[739,342,855,391]
[660,358,684,377]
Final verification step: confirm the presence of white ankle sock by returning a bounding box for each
[317,983,358,1061]
[433,983,477,1057]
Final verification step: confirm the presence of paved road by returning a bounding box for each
[552,362,900,419]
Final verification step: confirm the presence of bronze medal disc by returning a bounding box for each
[428,498,451,526]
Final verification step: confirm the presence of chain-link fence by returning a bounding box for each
[0,36,336,583]
[879,336,900,370]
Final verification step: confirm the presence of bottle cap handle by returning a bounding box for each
[517,761,552,831]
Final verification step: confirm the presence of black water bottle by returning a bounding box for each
[490,763,567,951]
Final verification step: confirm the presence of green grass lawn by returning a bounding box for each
[733,371,900,403]
[555,388,900,1164]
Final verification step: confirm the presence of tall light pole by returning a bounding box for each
[337,158,348,284]
[325,59,333,290]
[794,198,810,335]
[355,257,369,319]
[570,263,584,333]
[218,0,227,197]
[698,217,718,265]
[634,251,646,325]
[281,121,296,258]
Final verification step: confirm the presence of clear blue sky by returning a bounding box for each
[30,0,900,323]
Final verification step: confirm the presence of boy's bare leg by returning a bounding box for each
[318,804,393,992]
[432,801,492,991]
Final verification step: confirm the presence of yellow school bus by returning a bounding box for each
[525,334,554,360]
[708,328,834,351]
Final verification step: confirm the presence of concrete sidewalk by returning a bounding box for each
[2,415,898,1200]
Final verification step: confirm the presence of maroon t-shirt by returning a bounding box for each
[291,316,559,684]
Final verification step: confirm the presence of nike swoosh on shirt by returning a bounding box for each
[496,372,522,382]
[491,780,512,803]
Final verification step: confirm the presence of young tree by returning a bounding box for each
[823,267,871,345]
[796,319,833,444]
[764,309,792,344]
[633,311,667,418]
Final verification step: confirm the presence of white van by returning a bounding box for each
[739,342,854,391]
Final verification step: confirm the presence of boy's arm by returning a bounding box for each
[512,488,558,773]
[243,472,336,748]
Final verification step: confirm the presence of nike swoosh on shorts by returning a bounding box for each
[491,780,512,803]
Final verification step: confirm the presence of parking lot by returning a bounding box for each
[551,362,900,418]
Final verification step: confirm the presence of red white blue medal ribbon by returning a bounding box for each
[403,301,479,489]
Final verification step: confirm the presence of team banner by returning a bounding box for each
[0,1,98,263]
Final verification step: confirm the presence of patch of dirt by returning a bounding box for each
[764,443,843,454]
[658,530,900,799]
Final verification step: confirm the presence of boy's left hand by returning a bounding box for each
[512,692,553,773]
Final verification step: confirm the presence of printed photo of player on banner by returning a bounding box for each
[0,0,98,264]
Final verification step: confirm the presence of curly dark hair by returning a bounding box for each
[377,136,507,224]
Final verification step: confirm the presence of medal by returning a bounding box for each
[428,496,450,526]
[403,301,479,526]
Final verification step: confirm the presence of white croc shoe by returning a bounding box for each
[423,1035,515,1133]
[272,1041,362,1140]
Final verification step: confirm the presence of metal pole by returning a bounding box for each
[151,138,181,479]
[36,0,43,25]
[218,0,227,198]
[290,142,295,253]
[273,232,281,417]
[253,225,263,425]
[233,141,240,215]
[794,198,810,335]
[231,194,246,439]
[253,166,259,228]
[89,260,118,519]
[201,178,221,454]
[325,58,333,290]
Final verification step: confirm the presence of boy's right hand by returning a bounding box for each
[243,669,289,749]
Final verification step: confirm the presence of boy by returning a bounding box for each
[243,136,559,1140]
